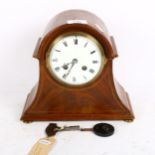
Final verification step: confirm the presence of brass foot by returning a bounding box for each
[124,119,133,122]
[22,121,33,123]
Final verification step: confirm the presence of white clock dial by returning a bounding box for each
[46,32,106,86]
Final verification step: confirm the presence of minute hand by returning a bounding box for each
[63,59,77,79]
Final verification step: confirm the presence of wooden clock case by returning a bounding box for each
[21,10,134,121]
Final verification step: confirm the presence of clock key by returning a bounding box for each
[45,123,81,137]
[45,123,114,137]
[92,123,115,137]
[45,123,61,137]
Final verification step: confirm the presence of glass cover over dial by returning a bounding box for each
[46,32,106,86]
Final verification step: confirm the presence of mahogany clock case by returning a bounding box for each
[21,10,134,121]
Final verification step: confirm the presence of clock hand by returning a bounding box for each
[63,59,78,79]
[62,59,76,70]
[63,62,75,79]
[62,62,71,70]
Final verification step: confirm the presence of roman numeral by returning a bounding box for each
[52,58,58,62]
[84,42,88,48]
[55,49,61,52]
[72,77,76,82]
[55,67,60,71]
[89,69,95,73]
[92,60,98,64]
[74,38,78,45]
[83,75,87,80]
[63,74,67,79]
[90,50,96,54]
[63,41,68,47]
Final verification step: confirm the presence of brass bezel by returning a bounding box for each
[46,31,107,87]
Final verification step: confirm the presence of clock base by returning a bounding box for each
[21,81,134,122]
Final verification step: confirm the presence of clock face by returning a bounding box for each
[46,32,106,86]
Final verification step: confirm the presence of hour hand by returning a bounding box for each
[62,59,78,70]
[62,63,69,70]
[63,58,78,79]
[62,60,72,70]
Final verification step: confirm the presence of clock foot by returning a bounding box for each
[124,119,133,123]
[22,121,33,124]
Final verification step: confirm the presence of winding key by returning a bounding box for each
[45,123,114,137]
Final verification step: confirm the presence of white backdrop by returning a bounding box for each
[0,0,155,154]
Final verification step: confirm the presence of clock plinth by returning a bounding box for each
[21,10,134,121]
